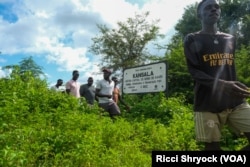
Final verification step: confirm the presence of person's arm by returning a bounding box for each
[93,87,99,102]
[79,85,84,97]
[184,34,217,87]
[95,88,112,99]
[118,93,130,111]
[95,95,99,102]
[95,81,112,99]
[65,81,71,94]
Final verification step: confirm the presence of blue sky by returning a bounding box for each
[0,0,199,87]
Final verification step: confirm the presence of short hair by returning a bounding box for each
[88,77,93,80]
[72,70,79,75]
[111,76,117,81]
[57,79,63,82]
[197,0,207,18]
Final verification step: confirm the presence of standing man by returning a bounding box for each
[51,79,64,92]
[80,77,96,105]
[184,0,250,150]
[66,70,80,98]
[111,76,130,111]
[95,69,121,119]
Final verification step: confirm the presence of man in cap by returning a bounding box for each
[95,68,121,119]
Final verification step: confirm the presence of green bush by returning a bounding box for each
[0,71,248,166]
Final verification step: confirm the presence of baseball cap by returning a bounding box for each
[102,68,112,73]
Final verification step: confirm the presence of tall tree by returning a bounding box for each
[3,56,45,79]
[174,4,200,39]
[89,12,163,72]
[165,36,194,103]
[219,0,250,47]
[235,45,250,85]
[19,56,44,78]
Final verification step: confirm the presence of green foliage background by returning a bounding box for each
[0,69,248,167]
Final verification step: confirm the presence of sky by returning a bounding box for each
[0,0,200,87]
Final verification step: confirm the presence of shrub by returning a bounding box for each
[0,71,248,166]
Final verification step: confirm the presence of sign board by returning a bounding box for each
[122,62,167,94]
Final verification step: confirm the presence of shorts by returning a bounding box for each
[195,102,250,142]
[98,102,121,117]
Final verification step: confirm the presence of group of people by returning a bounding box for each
[50,0,250,151]
[51,68,130,120]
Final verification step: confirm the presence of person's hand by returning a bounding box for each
[220,80,250,98]
[107,94,112,99]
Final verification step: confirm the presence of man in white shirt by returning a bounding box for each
[51,79,64,92]
[95,68,120,119]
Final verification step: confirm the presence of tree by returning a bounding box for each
[89,12,163,72]
[219,0,250,47]
[174,4,200,39]
[165,36,194,103]
[19,56,44,78]
[3,56,45,79]
[235,45,250,86]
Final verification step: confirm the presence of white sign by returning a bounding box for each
[122,62,167,94]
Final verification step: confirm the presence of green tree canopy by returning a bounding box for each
[89,11,164,72]
[3,56,45,79]
[19,56,44,78]
[164,36,194,103]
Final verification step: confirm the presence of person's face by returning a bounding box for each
[87,78,93,86]
[58,80,63,86]
[113,78,118,84]
[199,0,221,25]
[73,72,79,80]
[103,71,111,80]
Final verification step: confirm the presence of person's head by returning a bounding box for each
[102,68,112,80]
[57,79,63,86]
[72,70,79,81]
[111,76,118,84]
[197,0,221,25]
[87,77,94,86]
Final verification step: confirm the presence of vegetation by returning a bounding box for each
[3,56,45,79]
[89,12,163,72]
[0,70,195,167]
[0,67,248,167]
[1,0,250,166]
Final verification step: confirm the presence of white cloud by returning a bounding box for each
[142,0,191,33]
[0,67,6,78]
[0,66,12,78]
[90,0,139,27]
[0,0,199,83]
